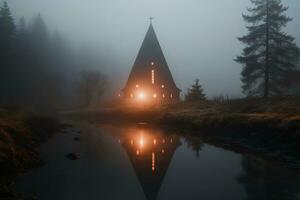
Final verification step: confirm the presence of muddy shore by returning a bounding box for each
[0,111,64,199]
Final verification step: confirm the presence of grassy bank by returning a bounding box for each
[159,97,300,167]
[66,97,300,167]
[160,97,300,133]
[0,109,62,199]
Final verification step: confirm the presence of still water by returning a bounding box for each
[16,123,300,200]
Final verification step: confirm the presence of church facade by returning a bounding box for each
[122,22,181,103]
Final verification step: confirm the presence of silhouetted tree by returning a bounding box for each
[0,3,108,110]
[185,79,206,101]
[185,136,204,157]
[0,1,15,105]
[0,1,14,54]
[75,70,107,107]
[236,0,300,98]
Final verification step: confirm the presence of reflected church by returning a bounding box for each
[117,126,181,200]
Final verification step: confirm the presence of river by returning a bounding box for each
[15,123,300,200]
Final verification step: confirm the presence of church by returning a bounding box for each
[122,20,181,103]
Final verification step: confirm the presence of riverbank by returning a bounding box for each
[0,109,64,199]
[66,97,300,168]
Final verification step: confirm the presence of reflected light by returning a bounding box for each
[153,139,157,145]
[152,152,155,171]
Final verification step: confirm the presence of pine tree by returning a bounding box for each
[185,79,206,101]
[185,136,203,158]
[236,0,300,98]
[0,1,15,52]
[0,1,15,105]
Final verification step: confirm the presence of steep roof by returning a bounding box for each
[124,23,179,91]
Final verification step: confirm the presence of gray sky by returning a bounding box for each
[4,0,300,98]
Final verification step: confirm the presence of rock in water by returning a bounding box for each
[73,137,80,141]
[66,153,79,160]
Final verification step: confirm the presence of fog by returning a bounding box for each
[4,0,300,98]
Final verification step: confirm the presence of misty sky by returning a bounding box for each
[4,0,300,98]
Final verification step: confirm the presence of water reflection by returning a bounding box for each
[184,136,204,158]
[116,126,181,200]
[15,123,300,200]
[238,156,300,200]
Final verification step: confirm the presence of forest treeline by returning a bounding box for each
[0,2,107,111]
[1,0,300,110]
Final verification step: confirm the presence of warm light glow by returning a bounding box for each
[152,152,155,171]
[136,150,140,155]
[118,93,121,97]
[153,93,157,98]
[151,70,155,84]
[130,93,133,98]
[131,139,134,145]
[162,149,165,153]
[136,84,139,88]
[151,62,154,66]
[162,94,165,98]
[153,139,157,144]
[139,138,144,148]
[170,94,173,98]
[137,92,145,100]
[161,85,165,88]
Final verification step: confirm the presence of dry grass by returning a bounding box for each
[0,109,61,197]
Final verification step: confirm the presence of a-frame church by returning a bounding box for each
[122,20,181,102]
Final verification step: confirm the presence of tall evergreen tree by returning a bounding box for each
[0,1,15,53]
[30,13,49,59]
[0,1,15,105]
[236,0,300,97]
[185,79,206,101]
[185,136,204,158]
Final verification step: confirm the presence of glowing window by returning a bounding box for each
[161,85,165,88]
[151,70,155,84]
[136,84,139,88]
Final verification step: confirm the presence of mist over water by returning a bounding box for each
[3,0,300,98]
